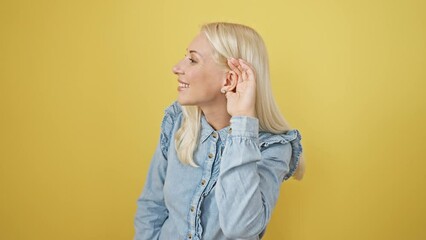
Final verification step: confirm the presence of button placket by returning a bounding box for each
[189,136,217,239]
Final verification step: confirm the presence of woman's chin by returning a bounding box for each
[177,97,193,106]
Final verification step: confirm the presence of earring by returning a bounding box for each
[221,89,227,94]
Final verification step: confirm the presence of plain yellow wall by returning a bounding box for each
[1,0,425,239]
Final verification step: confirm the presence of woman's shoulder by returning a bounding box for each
[258,129,302,149]
[159,101,183,138]
[259,129,303,181]
[161,101,183,127]
[163,101,182,120]
[159,101,183,156]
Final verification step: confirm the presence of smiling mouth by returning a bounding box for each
[178,82,190,88]
[178,80,190,89]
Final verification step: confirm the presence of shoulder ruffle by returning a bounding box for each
[259,129,303,181]
[160,101,182,157]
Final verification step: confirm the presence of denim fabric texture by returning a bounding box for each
[134,101,303,240]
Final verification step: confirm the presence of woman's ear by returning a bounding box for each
[221,70,238,93]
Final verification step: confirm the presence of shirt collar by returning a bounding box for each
[200,114,230,143]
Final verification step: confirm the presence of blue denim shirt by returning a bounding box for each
[134,101,302,240]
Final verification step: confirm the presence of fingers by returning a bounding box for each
[237,59,255,81]
[227,58,243,82]
[227,58,255,82]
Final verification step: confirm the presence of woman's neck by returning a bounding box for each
[200,104,231,131]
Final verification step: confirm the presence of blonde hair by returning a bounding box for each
[174,22,305,180]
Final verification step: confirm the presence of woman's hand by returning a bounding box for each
[226,58,257,118]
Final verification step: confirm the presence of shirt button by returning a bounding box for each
[188,233,192,239]
[208,153,214,158]
[201,179,206,186]
[212,132,218,138]
[228,127,232,134]
[190,206,195,212]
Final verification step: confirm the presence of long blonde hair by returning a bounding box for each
[174,22,305,180]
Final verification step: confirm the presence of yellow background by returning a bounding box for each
[1,0,425,239]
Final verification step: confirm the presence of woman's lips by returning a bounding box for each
[177,80,189,91]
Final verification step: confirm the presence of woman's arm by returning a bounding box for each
[134,103,179,240]
[215,116,299,239]
[134,140,169,240]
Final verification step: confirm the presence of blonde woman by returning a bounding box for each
[134,22,304,240]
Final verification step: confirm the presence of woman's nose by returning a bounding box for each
[172,61,184,75]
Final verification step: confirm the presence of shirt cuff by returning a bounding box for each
[229,116,259,137]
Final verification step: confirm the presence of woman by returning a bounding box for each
[135,22,304,240]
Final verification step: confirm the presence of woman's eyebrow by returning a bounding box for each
[186,48,203,57]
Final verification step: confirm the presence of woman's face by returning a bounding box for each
[172,33,227,107]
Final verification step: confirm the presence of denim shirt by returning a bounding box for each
[134,101,303,240]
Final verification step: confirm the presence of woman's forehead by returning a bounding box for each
[187,33,214,58]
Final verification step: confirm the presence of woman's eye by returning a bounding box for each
[184,55,197,64]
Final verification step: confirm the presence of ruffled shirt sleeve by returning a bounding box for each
[215,116,303,239]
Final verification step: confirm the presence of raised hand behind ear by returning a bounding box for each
[225,58,257,118]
